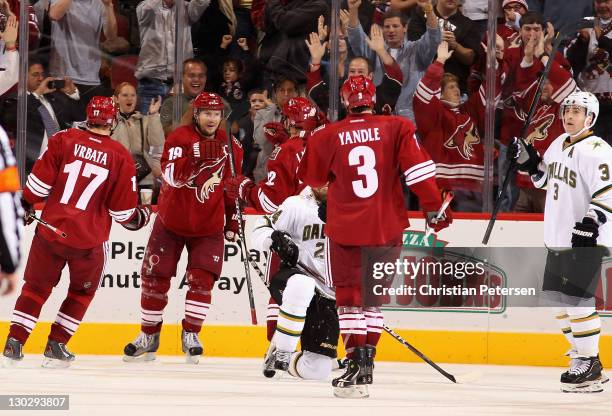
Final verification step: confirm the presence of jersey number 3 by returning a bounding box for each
[349,146,378,198]
[60,160,109,210]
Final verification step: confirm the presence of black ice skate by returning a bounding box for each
[2,337,24,367]
[365,345,376,384]
[332,347,369,398]
[273,350,291,372]
[262,341,277,378]
[561,356,606,393]
[123,332,160,362]
[42,340,75,368]
[181,329,203,364]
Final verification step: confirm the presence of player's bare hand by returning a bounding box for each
[221,34,233,49]
[149,95,162,115]
[0,272,18,296]
[305,32,327,66]
[436,41,453,64]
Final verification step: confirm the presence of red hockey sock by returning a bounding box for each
[365,307,384,348]
[266,297,279,342]
[8,282,53,345]
[49,289,95,344]
[182,269,214,334]
[338,306,366,359]
[140,276,171,335]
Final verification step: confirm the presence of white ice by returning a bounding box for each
[1,356,610,416]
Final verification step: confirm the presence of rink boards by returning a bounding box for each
[1,212,610,366]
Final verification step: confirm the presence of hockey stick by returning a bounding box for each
[31,214,67,238]
[424,192,454,239]
[383,324,481,384]
[225,111,258,325]
[482,31,562,245]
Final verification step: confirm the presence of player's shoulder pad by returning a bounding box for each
[269,145,282,161]
[311,124,327,136]
[278,194,302,211]
[577,135,612,158]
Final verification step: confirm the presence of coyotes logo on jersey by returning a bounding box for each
[444,121,481,160]
[526,113,555,145]
[187,156,226,203]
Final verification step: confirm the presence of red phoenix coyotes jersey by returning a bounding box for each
[23,128,138,249]
[159,125,243,237]
[297,113,443,246]
[413,61,491,192]
[246,136,305,213]
[513,58,576,188]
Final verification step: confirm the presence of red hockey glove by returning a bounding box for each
[224,213,244,242]
[196,139,224,163]
[122,205,152,231]
[422,204,453,232]
[263,122,289,146]
[225,175,254,202]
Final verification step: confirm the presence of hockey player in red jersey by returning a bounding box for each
[225,97,323,213]
[297,76,453,398]
[123,92,243,364]
[3,96,150,368]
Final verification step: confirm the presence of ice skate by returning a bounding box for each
[561,356,606,393]
[123,332,160,362]
[181,329,203,364]
[42,340,75,368]
[2,337,24,367]
[332,357,349,371]
[262,341,277,378]
[365,346,376,384]
[332,347,369,398]
[273,350,291,372]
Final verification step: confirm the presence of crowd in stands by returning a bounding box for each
[0,0,610,211]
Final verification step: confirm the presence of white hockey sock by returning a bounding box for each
[275,274,315,352]
[567,307,600,357]
[289,350,332,380]
[554,308,576,352]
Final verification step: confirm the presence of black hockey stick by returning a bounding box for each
[482,31,562,244]
[225,111,258,325]
[383,324,481,384]
[31,214,67,238]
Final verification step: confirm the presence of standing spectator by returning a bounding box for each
[159,58,207,135]
[252,76,297,183]
[48,0,118,112]
[499,0,528,44]
[3,59,82,176]
[462,0,489,36]
[413,41,503,211]
[527,0,593,34]
[566,0,612,144]
[0,13,18,96]
[235,89,266,178]
[347,0,439,121]
[112,82,165,200]
[408,0,481,93]
[135,0,210,114]
[259,0,328,84]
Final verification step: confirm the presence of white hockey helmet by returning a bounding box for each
[560,91,600,135]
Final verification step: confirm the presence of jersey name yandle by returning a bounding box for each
[536,133,612,248]
[23,128,138,249]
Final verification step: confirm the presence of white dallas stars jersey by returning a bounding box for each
[251,188,334,299]
[533,133,612,248]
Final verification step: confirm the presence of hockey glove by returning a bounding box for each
[196,139,224,164]
[507,137,541,175]
[122,205,152,231]
[21,197,35,226]
[270,230,299,267]
[423,205,453,232]
[263,122,289,146]
[317,200,327,223]
[224,212,243,242]
[571,217,599,247]
[225,175,254,202]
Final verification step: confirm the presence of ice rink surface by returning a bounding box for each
[1,356,610,416]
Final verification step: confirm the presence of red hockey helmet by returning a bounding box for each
[282,97,318,132]
[193,92,225,117]
[341,75,376,110]
[86,96,118,127]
